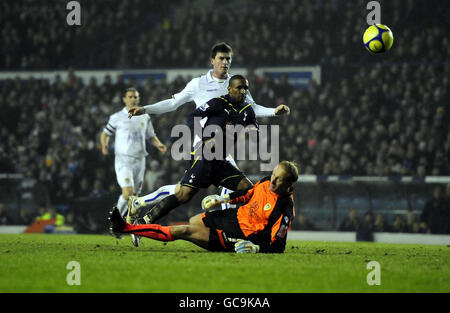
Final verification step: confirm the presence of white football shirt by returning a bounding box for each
[104,107,156,158]
[143,70,276,117]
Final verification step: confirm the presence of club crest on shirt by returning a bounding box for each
[264,203,271,211]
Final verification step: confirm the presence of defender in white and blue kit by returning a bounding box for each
[100,88,167,233]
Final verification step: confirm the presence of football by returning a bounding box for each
[363,24,394,53]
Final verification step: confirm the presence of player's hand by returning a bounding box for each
[244,125,258,133]
[234,239,260,254]
[201,195,222,210]
[101,145,109,155]
[157,143,167,154]
[203,138,216,150]
[274,104,290,116]
[128,106,145,118]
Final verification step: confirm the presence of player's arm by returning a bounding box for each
[146,117,167,154]
[252,103,290,117]
[188,100,222,143]
[259,214,292,253]
[128,80,196,117]
[244,106,259,132]
[150,136,167,154]
[258,198,294,253]
[246,91,290,117]
[101,118,116,155]
[190,99,221,119]
[202,184,256,210]
[100,131,110,155]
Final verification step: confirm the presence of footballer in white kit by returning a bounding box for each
[101,88,167,220]
[126,43,290,242]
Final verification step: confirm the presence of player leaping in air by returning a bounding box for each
[126,42,290,246]
[126,75,259,228]
[109,161,298,253]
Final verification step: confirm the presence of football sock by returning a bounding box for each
[117,195,128,218]
[122,222,173,242]
[220,187,236,210]
[143,195,180,224]
[222,156,239,210]
[136,184,176,209]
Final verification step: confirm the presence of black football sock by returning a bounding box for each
[143,195,180,224]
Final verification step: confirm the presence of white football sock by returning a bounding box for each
[137,184,176,209]
[117,195,128,218]
[220,187,236,210]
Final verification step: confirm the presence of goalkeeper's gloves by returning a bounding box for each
[234,239,260,254]
[201,194,230,210]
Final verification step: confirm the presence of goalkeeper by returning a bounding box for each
[109,161,298,253]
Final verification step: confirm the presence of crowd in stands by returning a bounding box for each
[292,184,450,235]
[2,0,448,70]
[0,0,449,232]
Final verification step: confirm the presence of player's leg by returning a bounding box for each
[214,160,253,198]
[235,176,253,190]
[110,208,210,250]
[128,157,145,247]
[141,157,210,224]
[119,187,134,217]
[127,183,178,216]
[220,155,240,210]
[141,184,198,224]
[114,157,135,218]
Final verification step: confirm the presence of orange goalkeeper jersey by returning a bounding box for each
[229,176,295,253]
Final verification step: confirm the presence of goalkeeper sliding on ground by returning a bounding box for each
[109,161,298,253]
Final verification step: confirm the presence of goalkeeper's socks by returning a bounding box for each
[143,195,180,224]
[122,223,173,242]
[138,184,176,209]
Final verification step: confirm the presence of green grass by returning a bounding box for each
[0,234,449,293]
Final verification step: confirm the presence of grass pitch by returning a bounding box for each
[0,234,449,293]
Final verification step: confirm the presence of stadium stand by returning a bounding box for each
[0,0,448,233]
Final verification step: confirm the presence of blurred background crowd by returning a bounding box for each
[0,0,449,234]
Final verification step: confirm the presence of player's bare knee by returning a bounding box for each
[189,213,204,226]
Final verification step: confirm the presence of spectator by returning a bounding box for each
[143,160,165,194]
[421,185,450,234]
[90,179,107,199]
[0,203,12,225]
[392,214,407,233]
[356,211,375,241]
[405,210,425,233]
[374,213,391,232]
[18,208,35,226]
[294,212,317,231]
[35,207,65,226]
[339,208,359,231]
[0,0,449,233]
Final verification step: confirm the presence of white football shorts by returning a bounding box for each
[114,155,146,194]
